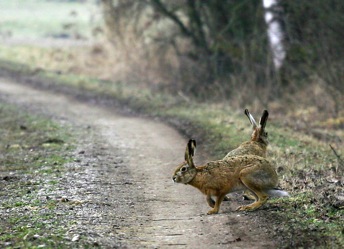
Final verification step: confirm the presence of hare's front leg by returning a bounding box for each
[206,195,215,208]
[207,194,225,215]
[207,195,230,208]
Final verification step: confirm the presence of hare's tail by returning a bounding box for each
[267,189,289,198]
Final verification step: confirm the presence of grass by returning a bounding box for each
[0,103,76,248]
[267,193,344,248]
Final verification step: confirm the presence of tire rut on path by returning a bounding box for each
[0,78,275,248]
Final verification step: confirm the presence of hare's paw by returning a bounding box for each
[207,208,219,215]
[236,203,260,212]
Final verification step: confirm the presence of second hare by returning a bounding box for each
[223,109,270,201]
[224,109,269,160]
[172,139,288,215]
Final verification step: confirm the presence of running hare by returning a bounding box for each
[172,139,288,214]
[224,109,269,160]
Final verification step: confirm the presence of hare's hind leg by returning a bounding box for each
[243,190,256,200]
[236,189,268,211]
[236,168,269,211]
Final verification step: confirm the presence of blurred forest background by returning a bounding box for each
[0,0,343,123]
[99,0,343,118]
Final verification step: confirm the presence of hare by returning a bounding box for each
[224,109,269,160]
[223,109,270,201]
[172,139,288,215]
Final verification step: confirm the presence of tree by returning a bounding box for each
[148,0,267,83]
[99,0,342,111]
[99,0,268,88]
[280,0,344,113]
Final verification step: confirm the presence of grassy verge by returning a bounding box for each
[0,103,76,248]
[267,193,344,248]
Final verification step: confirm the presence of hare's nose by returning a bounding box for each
[172,176,177,182]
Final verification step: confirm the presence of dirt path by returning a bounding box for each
[0,78,275,248]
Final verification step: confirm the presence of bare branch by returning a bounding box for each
[330,144,344,169]
[149,0,203,50]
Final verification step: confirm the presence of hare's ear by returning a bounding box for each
[188,139,196,157]
[259,110,269,129]
[185,139,196,167]
[244,109,258,129]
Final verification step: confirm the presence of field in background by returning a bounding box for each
[0,0,343,248]
[0,0,101,40]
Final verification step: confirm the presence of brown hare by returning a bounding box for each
[224,109,269,160]
[172,139,288,215]
[223,109,270,201]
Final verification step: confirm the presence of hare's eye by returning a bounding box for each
[181,166,187,172]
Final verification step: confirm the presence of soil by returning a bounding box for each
[0,76,278,248]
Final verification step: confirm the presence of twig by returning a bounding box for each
[178,91,190,103]
[329,144,344,169]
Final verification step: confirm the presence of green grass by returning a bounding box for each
[268,193,344,248]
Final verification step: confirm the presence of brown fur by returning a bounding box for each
[172,140,278,215]
[225,141,267,158]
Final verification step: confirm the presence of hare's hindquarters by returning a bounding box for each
[237,159,278,211]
